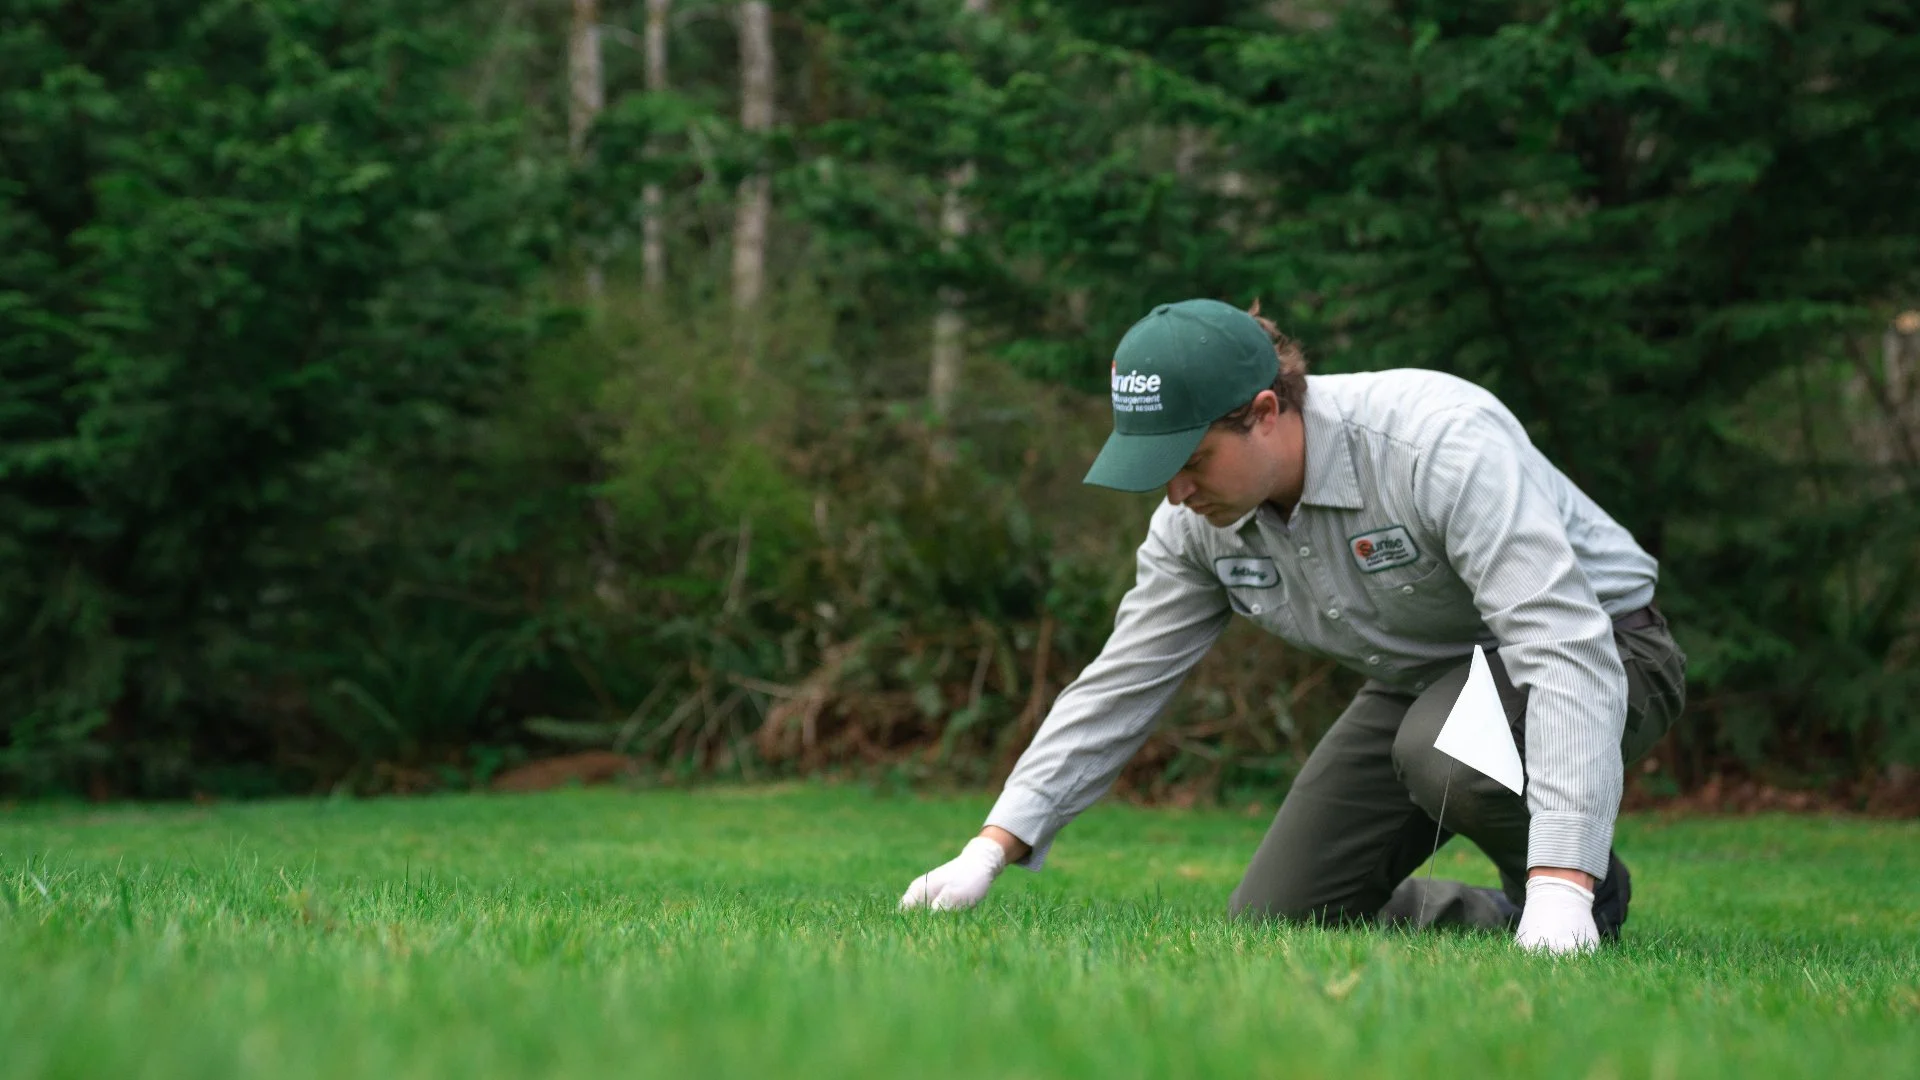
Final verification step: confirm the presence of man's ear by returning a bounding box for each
[1254,389,1282,428]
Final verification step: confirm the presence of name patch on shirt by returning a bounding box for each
[1348,525,1420,573]
[1214,557,1279,589]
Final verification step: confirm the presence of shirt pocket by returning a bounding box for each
[1225,585,1298,637]
[1358,558,1472,637]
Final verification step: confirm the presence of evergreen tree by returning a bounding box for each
[0,0,558,790]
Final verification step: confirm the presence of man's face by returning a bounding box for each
[1165,397,1291,527]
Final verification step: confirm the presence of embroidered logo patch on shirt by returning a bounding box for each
[1348,525,1420,573]
[1214,557,1280,589]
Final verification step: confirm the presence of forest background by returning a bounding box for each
[4,0,1919,810]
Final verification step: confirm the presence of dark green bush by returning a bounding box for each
[0,0,558,793]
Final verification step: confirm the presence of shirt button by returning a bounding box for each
[1326,608,1341,620]
[1366,655,1381,666]
[1298,545,1312,557]
[1415,681,1429,690]
[1248,604,1263,615]
[1401,585,1415,595]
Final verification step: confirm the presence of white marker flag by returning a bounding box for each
[1433,644,1526,796]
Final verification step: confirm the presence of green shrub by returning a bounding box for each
[0,0,558,794]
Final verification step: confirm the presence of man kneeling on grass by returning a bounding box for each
[898,299,1687,954]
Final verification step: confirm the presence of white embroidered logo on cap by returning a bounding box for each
[1111,361,1164,413]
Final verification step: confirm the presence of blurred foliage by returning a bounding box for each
[2,0,1917,801]
[0,0,560,791]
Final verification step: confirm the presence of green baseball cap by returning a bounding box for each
[1083,299,1279,492]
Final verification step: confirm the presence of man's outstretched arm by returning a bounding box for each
[900,502,1229,910]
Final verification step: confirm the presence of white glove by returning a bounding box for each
[1514,875,1600,954]
[898,836,1008,911]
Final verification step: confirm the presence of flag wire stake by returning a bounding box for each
[1417,761,1453,928]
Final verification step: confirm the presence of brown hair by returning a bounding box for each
[1212,299,1308,433]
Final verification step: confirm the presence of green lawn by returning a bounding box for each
[2,784,1915,1079]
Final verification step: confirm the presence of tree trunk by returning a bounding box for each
[928,0,992,462]
[569,0,605,299]
[1174,123,1204,178]
[1886,310,1917,411]
[732,0,774,365]
[929,164,971,435]
[1844,310,1920,475]
[1876,312,1920,469]
[642,0,670,295]
[471,0,531,111]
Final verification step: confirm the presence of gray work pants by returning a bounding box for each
[1227,608,1688,931]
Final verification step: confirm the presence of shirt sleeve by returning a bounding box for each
[1412,408,1628,879]
[984,501,1231,871]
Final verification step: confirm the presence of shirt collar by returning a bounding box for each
[1298,382,1365,511]
[1204,383,1364,536]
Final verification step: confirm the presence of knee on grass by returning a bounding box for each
[1225,887,1374,927]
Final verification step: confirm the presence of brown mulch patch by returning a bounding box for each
[473,750,1920,818]
[489,751,639,793]
[1622,766,1920,818]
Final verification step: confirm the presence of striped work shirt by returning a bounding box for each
[986,370,1658,880]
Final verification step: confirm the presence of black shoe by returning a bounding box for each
[1489,887,1522,931]
[1592,850,1631,942]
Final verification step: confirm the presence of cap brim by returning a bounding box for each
[1082,425,1209,493]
